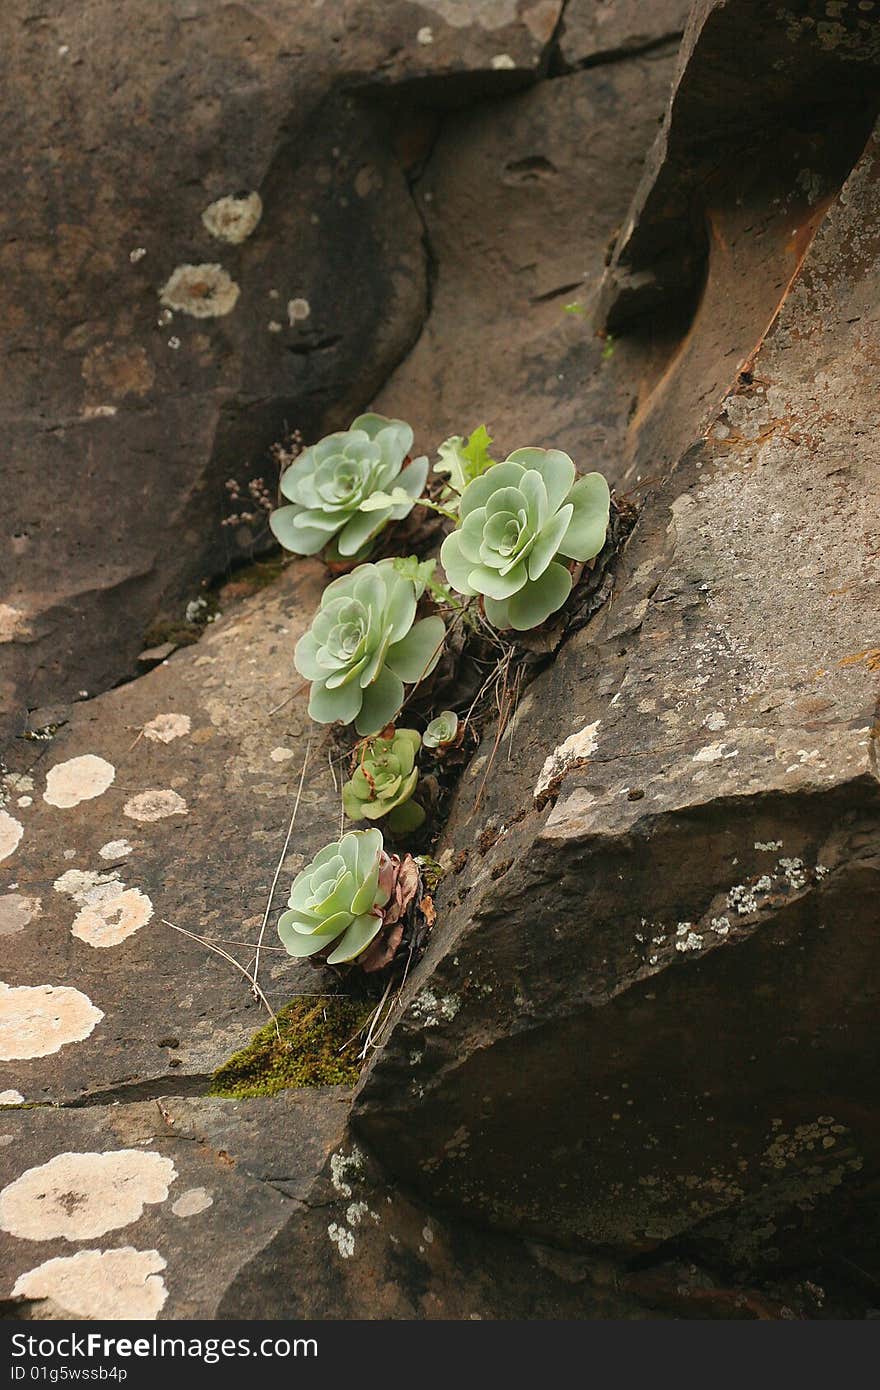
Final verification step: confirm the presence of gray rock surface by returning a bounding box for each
[354,93,880,1269]
[1,0,566,733]
[558,0,691,68]
[4,0,880,1321]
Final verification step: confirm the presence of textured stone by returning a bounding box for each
[374,52,678,478]
[354,105,880,1270]
[2,0,565,732]
[0,562,343,1103]
[558,0,691,68]
[0,1092,653,1319]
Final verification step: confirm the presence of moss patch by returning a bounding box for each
[208,995,373,1098]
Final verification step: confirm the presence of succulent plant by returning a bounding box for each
[423,709,459,750]
[277,827,421,970]
[440,448,610,630]
[269,413,428,560]
[277,828,389,964]
[342,728,425,831]
[294,558,446,735]
[434,424,497,502]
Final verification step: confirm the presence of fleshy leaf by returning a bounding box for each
[506,561,572,630]
[385,616,446,684]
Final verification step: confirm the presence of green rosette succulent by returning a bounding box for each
[440,448,610,631]
[423,710,459,750]
[342,728,425,832]
[294,558,446,736]
[269,413,428,560]
[277,827,389,963]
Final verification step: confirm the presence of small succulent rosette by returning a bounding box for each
[269,413,428,561]
[440,448,610,630]
[423,709,459,751]
[277,827,421,973]
[294,558,446,735]
[342,728,425,833]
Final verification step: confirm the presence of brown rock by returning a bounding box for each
[354,70,880,1272]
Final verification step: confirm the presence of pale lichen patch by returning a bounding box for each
[12,1248,168,1320]
[201,192,262,244]
[0,983,104,1060]
[171,1187,213,1218]
[123,789,188,822]
[54,868,121,908]
[0,604,32,643]
[44,755,115,809]
[287,297,311,324]
[71,888,154,949]
[143,713,191,744]
[159,264,240,319]
[0,894,41,937]
[0,1150,177,1241]
[0,1091,24,1106]
[99,839,133,860]
[0,811,23,863]
[534,720,600,802]
[327,1222,355,1258]
[329,1147,365,1198]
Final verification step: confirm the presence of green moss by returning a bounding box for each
[208,995,373,1099]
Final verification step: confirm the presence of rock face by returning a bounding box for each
[4,0,880,1321]
[354,15,880,1273]
[557,0,692,69]
[0,0,564,733]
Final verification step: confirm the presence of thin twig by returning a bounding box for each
[161,918,281,1040]
[252,740,310,993]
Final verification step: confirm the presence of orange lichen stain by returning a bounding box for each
[837,649,880,671]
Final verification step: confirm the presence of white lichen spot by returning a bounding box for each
[143,713,191,744]
[123,789,187,822]
[327,1222,355,1258]
[287,297,311,324]
[17,797,32,807]
[0,812,23,863]
[54,868,121,908]
[0,983,104,1060]
[329,1147,365,1198]
[0,1091,24,1106]
[704,711,727,731]
[778,857,807,890]
[0,604,32,643]
[755,840,783,852]
[345,1201,369,1227]
[0,895,41,939]
[491,53,516,68]
[409,990,461,1028]
[81,404,118,420]
[12,1248,168,1320]
[269,747,296,763]
[44,755,116,809]
[72,888,154,949]
[675,932,704,953]
[129,247,147,263]
[417,25,434,43]
[0,1150,177,1241]
[711,916,731,936]
[167,336,181,350]
[201,192,262,245]
[159,264,240,319]
[534,719,600,801]
[422,1224,434,1243]
[99,840,133,860]
[171,1187,213,1218]
[693,742,725,763]
[268,320,282,332]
